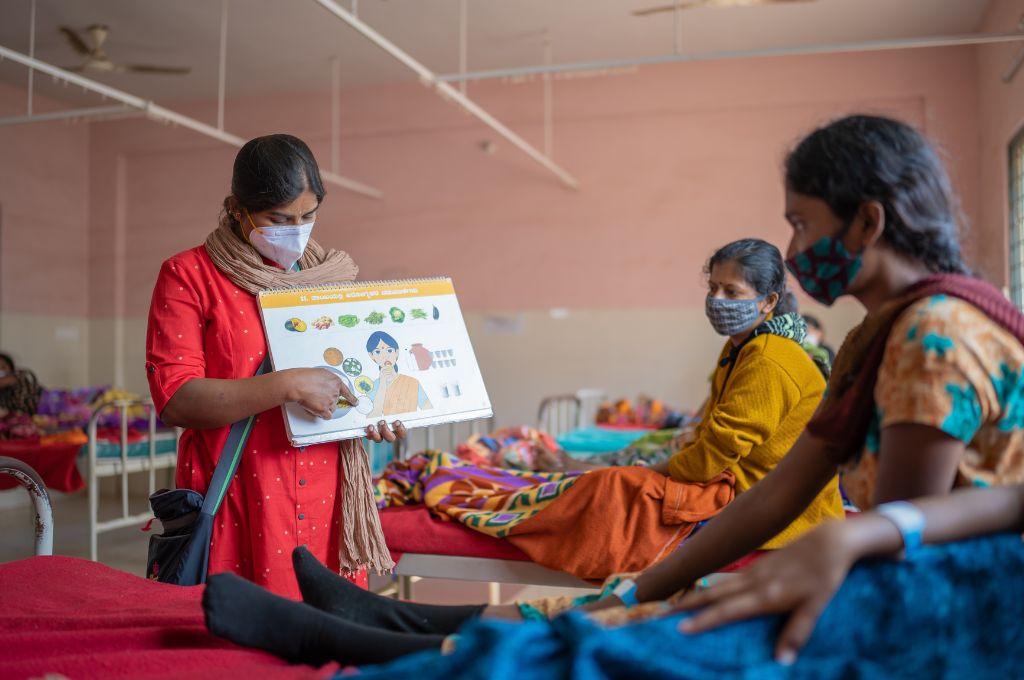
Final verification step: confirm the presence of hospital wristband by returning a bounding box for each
[874,501,926,558]
[612,578,640,609]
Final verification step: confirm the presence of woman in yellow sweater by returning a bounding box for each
[550,238,844,545]
[650,238,844,547]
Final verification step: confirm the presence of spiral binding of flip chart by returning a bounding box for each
[258,277,451,296]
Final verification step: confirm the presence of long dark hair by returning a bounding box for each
[707,238,791,313]
[222,134,326,226]
[785,115,969,275]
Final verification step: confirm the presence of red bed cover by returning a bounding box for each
[0,556,339,680]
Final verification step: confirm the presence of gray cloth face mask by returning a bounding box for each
[705,295,765,336]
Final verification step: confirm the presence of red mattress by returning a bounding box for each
[0,439,84,493]
[0,556,337,680]
[380,505,530,562]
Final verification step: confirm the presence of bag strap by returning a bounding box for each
[200,355,272,517]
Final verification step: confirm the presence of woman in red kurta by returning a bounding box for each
[147,134,402,598]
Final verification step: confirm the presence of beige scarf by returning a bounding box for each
[205,219,395,575]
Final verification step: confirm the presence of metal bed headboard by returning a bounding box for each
[0,456,53,557]
[537,394,582,438]
[87,398,180,561]
[393,416,496,461]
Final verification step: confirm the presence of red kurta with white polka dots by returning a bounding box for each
[146,245,367,598]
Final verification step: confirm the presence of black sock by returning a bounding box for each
[292,545,486,635]
[203,572,444,666]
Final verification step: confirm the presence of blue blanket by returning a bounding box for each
[556,427,651,455]
[353,534,1024,679]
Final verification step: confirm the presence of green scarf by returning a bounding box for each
[751,312,807,345]
[719,313,829,378]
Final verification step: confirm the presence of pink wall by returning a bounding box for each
[976,0,1024,285]
[0,82,90,317]
[76,44,986,320]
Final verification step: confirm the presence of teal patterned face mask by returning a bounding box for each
[785,235,863,306]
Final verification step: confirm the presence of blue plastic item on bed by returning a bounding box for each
[354,533,1024,679]
[555,427,651,456]
[82,437,178,460]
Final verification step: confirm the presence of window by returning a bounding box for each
[1010,127,1024,310]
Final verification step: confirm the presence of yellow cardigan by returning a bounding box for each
[667,333,844,548]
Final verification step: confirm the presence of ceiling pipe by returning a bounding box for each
[331,55,342,173]
[27,0,36,115]
[436,31,1024,83]
[543,31,553,158]
[217,0,229,130]
[0,105,138,126]
[1004,47,1024,83]
[312,0,580,190]
[1006,15,1024,83]
[458,0,468,96]
[0,43,383,199]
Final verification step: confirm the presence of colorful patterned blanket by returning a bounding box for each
[375,451,582,538]
[375,451,735,580]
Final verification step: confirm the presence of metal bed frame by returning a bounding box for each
[86,399,180,562]
[0,456,53,557]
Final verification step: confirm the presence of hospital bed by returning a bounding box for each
[379,395,750,603]
[0,458,328,679]
[381,415,598,603]
[86,398,180,561]
[0,455,54,557]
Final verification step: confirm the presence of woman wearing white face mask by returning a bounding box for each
[146,134,403,598]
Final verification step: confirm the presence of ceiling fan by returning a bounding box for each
[633,0,816,17]
[59,24,191,75]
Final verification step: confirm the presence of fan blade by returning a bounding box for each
[632,2,705,16]
[632,0,812,14]
[702,0,815,6]
[59,27,93,57]
[124,64,192,75]
[59,64,86,73]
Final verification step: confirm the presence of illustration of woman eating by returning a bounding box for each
[366,331,432,417]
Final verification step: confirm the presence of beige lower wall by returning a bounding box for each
[1,299,864,429]
[0,314,92,389]
[0,314,148,395]
[466,301,863,427]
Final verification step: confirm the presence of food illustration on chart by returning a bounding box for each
[342,357,362,377]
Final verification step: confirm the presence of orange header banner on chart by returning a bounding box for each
[258,280,455,309]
